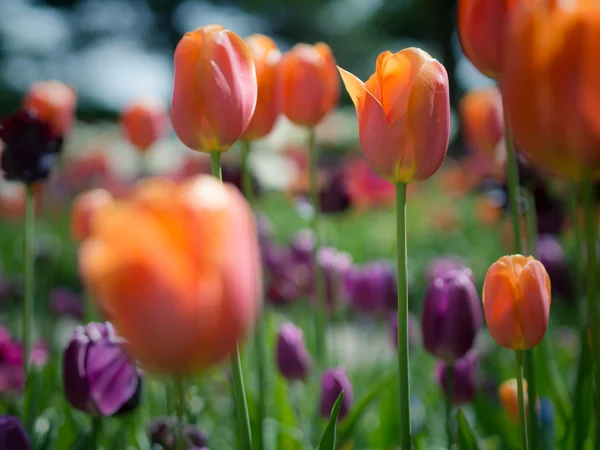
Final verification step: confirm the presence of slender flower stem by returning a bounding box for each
[23,184,35,376]
[307,128,326,367]
[523,188,538,257]
[515,350,530,450]
[241,140,266,450]
[210,150,253,450]
[445,363,454,449]
[395,182,412,449]
[91,417,102,450]
[175,378,186,450]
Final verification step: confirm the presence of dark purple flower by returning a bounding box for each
[0,415,29,449]
[316,247,352,309]
[538,235,574,301]
[318,169,351,214]
[265,246,308,306]
[50,288,84,320]
[222,162,261,199]
[426,257,475,285]
[436,350,479,405]
[63,322,141,416]
[320,368,353,420]
[345,261,397,315]
[0,110,63,183]
[389,313,420,352]
[148,419,208,449]
[422,270,482,363]
[276,322,311,381]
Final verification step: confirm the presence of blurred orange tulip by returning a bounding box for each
[23,80,77,136]
[120,98,168,153]
[460,88,504,162]
[279,43,339,126]
[242,34,281,140]
[171,25,257,153]
[499,378,528,423]
[501,0,600,179]
[78,175,261,374]
[70,189,114,242]
[339,48,450,183]
[483,255,551,350]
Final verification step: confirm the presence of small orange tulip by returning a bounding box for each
[460,88,504,162]
[70,189,114,242]
[279,43,339,127]
[242,34,281,140]
[499,378,528,423]
[23,80,77,136]
[483,255,551,350]
[120,98,168,153]
[78,175,261,374]
[171,25,257,153]
[339,48,450,183]
[501,0,600,179]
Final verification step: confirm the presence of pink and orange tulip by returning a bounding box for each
[483,255,551,350]
[171,25,257,153]
[78,175,261,374]
[279,43,339,127]
[499,378,528,423]
[338,48,450,183]
[23,80,77,137]
[460,88,504,163]
[120,98,168,153]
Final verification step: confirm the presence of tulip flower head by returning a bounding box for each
[121,98,168,153]
[499,378,528,423]
[279,42,339,126]
[275,322,311,381]
[23,80,76,137]
[339,48,450,183]
[483,255,551,350]
[320,368,353,421]
[70,188,114,242]
[171,25,257,153]
[78,175,261,374]
[436,350,479,405]
[0,416,30,450]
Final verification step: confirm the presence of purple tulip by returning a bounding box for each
[50,288,84,320]
[289,229,314,266]
[0,328,47,394]
[63,322,141,416]
[422,270,482,363]
[320,368,353,420]
[538,235,574,302]
[436,350,479,405]
[426,257,475,285]
[0,416,29,450]
[148,418,208,449]
[318,169,351,214]
[276,322,311,381]
[345,261,397,315]
[317,247,352,309]
[389,313,420,352]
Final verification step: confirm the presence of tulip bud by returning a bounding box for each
[483,255,551,349]
[436,350,478,405]
[422,270,482,362]
[23,80,76,137]
[70,189,114,242]
[171,25,257,153]
[279,43,339,126]
[499,378,528,423]
[339,48,450,183]
[460,88,504,162]
[63,322,142,416]
[425,256,474,285]
[275,322,311,381]
[320,368,353,420]
[243,34,281,140]
[120,98,168,153]
[0,415,29,450]
[345,261,397,315]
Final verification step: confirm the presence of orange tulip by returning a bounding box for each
[460,88,504,162]
[242,34,281,140]
[483,255,551,350]
[23,80,77,136]
[171,25,257,153]
[70,189,114,242]
[339,48,450,183]
[499,378,528,423]
[120,98,168,153]
[279,43,339,126]
[501,0,600,179]
[78,175,261,374]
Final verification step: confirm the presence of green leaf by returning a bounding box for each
[275,376,303,450]
[318,391,345,450]
[456,409,480,450]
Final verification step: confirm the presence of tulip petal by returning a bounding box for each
[518,260,551,348]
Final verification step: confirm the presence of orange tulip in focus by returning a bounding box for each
[499,378,528,423]
[458,0,525,78]
[78,175,261,374]
[279,43,339,126]
[171,25,257,153]
[501,0,600,179]
[483,255,551,350]
[23,80,77,136]
[120,98,168,153]
[460,88,504,163]
[242,34,281,140]
[339,48,450,183]
[71,189,114,242]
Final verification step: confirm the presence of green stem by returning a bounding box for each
[515,350,530,450]
[210,150,253,450]
[445,364,454,449]
[307,128,326,367]
[175,378,186,450]
[84,291,96,323]
[395,182,412,449]
[23,184,35,376]
[242,140,266,450]
[524,188,538,257]
[91,417,102,449]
